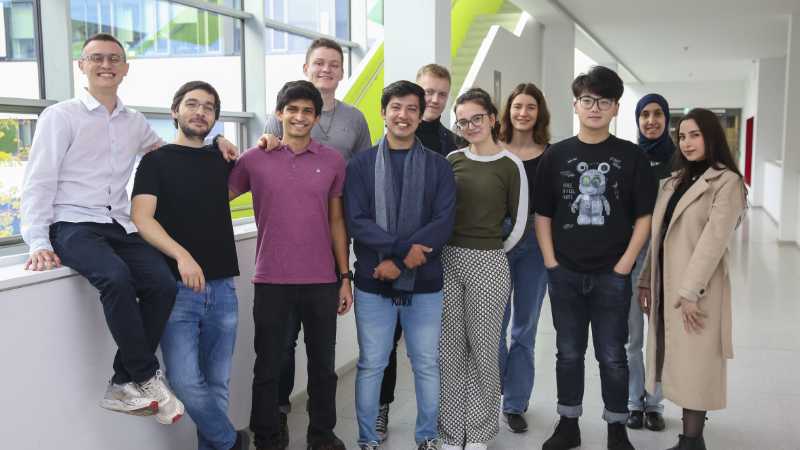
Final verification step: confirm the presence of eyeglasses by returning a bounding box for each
[183,101,216,114]
[576,95,615,111]
[81,53,126,65]
[454,113,487,131]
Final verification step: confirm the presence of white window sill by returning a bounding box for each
[0,220,258,292]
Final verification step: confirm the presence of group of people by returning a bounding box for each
[20,31,747,450]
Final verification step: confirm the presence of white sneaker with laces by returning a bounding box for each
[138,370,185,424]
[99,381,158,415]
[464,444,487,450]
[440,444,462,450]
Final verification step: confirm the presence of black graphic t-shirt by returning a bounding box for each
[534,135,657,273]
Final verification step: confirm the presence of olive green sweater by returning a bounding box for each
[447,148,528,251]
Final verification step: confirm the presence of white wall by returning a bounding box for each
[460,18,543,123]
[0,231,358,449]
[763,160,783,222]
[637,80,746,110]
[752,57,787,207]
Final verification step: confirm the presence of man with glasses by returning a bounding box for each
[533,66,656,450]
[21,33,238,424]
[131,81,249,450]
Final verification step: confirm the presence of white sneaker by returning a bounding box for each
[464,444,487,450]
[99,381,158,415]
[138,370,185,424]
[441,444,463,450]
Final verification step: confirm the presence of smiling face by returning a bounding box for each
[678,119,707,162]
[277,98,320,139]
[303,47,344,94]
[417,73,450,121]
[573,90,618,131]
[78,40,129,92]
[510,93,538,133]
[172,89,217,140]
[382,94,422,142]
[454,101,495,145]
[639,102,666,140]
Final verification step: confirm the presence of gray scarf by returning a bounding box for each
[374,135,427,305]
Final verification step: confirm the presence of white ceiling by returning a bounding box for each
[515,0,800,83]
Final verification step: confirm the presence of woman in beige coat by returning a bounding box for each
[637,108,747,450]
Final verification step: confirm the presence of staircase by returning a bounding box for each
[450,2,523,97]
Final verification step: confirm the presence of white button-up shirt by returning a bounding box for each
[21,89,164,253]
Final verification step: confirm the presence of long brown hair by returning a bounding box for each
[673,108,742,184]
[499,83,550,145]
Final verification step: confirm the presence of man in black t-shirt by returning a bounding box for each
[534,67,656,450]
[131,81,248,450]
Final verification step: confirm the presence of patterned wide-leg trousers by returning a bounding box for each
[438,245,512,446]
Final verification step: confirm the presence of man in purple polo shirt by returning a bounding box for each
[228,80,352,450]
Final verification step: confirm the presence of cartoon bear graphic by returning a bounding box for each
[570,161,611,226]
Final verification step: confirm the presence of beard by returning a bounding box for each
[179,120,211,140]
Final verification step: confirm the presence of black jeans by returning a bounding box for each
[50,221,177,384]
[251,283,339,446]
[547,265,631,423]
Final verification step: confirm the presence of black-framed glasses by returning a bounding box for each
[81,53,126,65]
[576,95,615,111]
[454,113,487,131]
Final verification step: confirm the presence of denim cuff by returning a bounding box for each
[603,408,629,424]
[557,403,583,418]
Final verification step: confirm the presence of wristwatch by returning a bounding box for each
[338,271,354,283]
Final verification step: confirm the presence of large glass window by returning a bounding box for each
[0,0,40,98]
[265,0,349,41]
[71,0,243,110]
[0,111,37,240]
[366,0,383,50]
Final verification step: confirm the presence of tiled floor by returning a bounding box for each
[280,209,800,450]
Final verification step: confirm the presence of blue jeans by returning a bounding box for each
[354,288,442,445]
[627,245,664,413]
[161,278,239,450]
[547,265,631,424]
[498,229,548,414]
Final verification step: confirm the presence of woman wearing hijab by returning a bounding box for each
[626,94,674,432]
[638,108,747,450]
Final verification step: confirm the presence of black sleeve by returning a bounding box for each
[132,152,160,197]
[632,150,658,217]
[533,148,556,217]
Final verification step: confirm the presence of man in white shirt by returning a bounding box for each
[20,33,236,425]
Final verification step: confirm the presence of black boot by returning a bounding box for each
[626,411,644,429]
[667,434,707,450]
[542,417,581,450]
[608,423,635,450]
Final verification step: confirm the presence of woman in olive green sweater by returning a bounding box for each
[438,88,528,450]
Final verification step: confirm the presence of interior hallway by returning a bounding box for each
[279,208,800,450]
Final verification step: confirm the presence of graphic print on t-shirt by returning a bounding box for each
[562,157,622,228]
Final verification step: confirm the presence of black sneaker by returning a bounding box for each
[230,430,250,450]
[626,411,644,429]
[608,423,635,450]
[542,416,580,450]
[503,412,529,433]
[278,412,290,448]
[375,403,390,442]
[645,412,665,431]
[308,434,346,450]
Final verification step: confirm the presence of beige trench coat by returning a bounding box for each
[638,167,746,411]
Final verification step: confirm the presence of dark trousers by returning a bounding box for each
[50,221,177,384]
[379,318,403,405]
[251,283,339,447]
[547,265,631,423]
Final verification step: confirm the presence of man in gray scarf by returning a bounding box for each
[344,80,456,450]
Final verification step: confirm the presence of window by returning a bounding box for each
[265,0,349,41]
[71,0,243,110]
[0,0,40,98]
[0,111,37,241]
[366,0,383,50]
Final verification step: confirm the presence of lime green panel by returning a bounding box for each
[450,0,504,58]
[343,44,385,145]
[230,193,254,219]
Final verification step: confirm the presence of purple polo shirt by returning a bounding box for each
[228,140,345,284]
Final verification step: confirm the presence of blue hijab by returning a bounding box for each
[635,93,675,164]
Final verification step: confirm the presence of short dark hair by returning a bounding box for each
[673,108,743,184]
[305,38,344,65]
[82,33,126,59]
[453,87,500,142]
[381,80,426,116]
[571,65,624,101]
[416,64,451,84]
[276,80,323,116]
[499,82,551,145]
[171,81,221,128]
